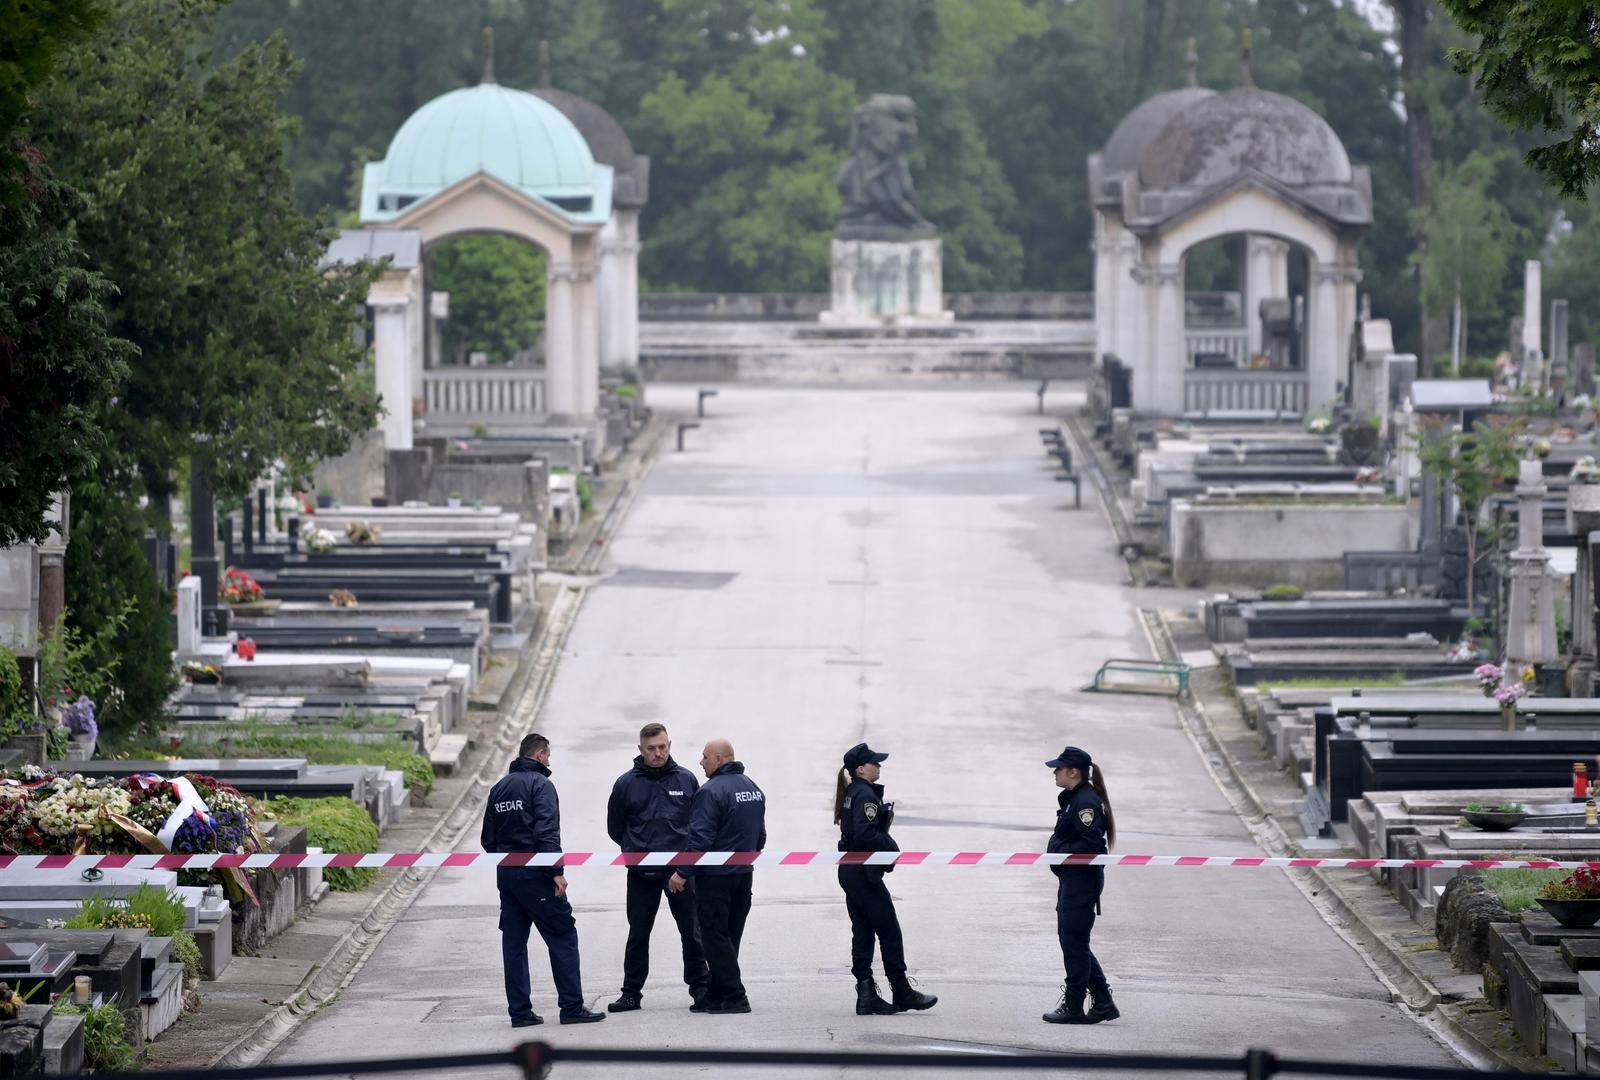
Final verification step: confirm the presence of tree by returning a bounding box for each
[1418,418,1522,610]
[1440,0,1600,200]
[427,236,546,364]
[1412,152,1518,373]
[30,0,379,504]
[0,0,131,547]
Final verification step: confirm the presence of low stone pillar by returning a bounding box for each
[820,238,952,324]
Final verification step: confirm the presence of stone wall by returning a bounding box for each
[1170,501,1413,589]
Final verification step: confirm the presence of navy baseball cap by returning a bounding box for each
[843,743,889,770]
[1045,746,1093,770]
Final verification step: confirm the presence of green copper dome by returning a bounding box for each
[360,80,612,226]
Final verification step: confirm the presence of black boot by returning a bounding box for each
[888,974,937,1012]
[855,977,897,1016]
[1086,986,1119,1023]
[1043,984,1088,1024]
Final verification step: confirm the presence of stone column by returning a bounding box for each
[1150,263,1185,416]
[574,261,600,417]
[544,262,580,418]
[618,211,642,372]
[1505,457,1559,674]
[1092,225,1113,360]
[369,297,414,450]
[1523,260,1543,390]
[1112,234,1140,369]
[1245,237,1290,358]
[597,215,622,372]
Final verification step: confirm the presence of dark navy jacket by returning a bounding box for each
[1048,783,1107,896]
[481,758,562,878]
[607,756,699,854]
[682,762,766,876]
[837,778,898,855]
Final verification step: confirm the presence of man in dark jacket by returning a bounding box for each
[605,722,708,1013]
[481,732,604,1027]
[667,739,765,1013]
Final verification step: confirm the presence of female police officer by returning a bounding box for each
[833,742,937,1016]
[1043,745,1119,1025]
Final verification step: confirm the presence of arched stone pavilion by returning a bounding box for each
[353,37,644,445]
[1088,57,1372,418]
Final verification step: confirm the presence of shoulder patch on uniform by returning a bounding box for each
[1078,808,1097,827]
[863,802,878,822]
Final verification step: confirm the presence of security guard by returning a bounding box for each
[834,742,937,1015]
[1042,745,1119,1025]
[667,739,764,1014]
[605,722,709,1012]
[480,732,605,1027]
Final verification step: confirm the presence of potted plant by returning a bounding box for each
[1537,866,1600,927]
[1568,456,1600,535]
[1460,801,1526,831]
[220,567,279,614]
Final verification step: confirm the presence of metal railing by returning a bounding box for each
[104,1044,1547,1080]
[422,366,547,420]
[1184,367,1309,414]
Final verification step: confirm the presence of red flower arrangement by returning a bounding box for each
[221,567,264,604]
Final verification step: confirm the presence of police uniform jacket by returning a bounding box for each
[1047,783,1107,892]
[682,761,766,876]
[481,757,562,878]
[837,778,898,860]
[606,756,699,853]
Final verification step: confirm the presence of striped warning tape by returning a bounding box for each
[0,852,1596,871]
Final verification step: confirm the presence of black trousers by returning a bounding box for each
[1056,870,1108,995]
[623,869,709,998]
[837,866,905,980]
[497,867,584,1020]
[694,873,753,1004]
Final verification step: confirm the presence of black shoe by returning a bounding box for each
[560,1008,606,1024]
[511,1015,543,1028]
[855,977,897,1016]
[1043,985,1088,1024]
[689,995,709,1013]
[1086,987,1119,1024]
[608,991,642,1013]
[706,997,751,1014]
[888,974,937,1012]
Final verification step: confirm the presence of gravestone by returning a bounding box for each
[1578,343,1597,401]
[1506,457,1560,681]
[176,577,201,655]
[1523,261,1543,391]
[1552,299,1570,404]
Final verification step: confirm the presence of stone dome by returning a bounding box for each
[1101,86,1217,177]
[532,87,649,208]
[361,80,611,224]
[1138,86,1352,191]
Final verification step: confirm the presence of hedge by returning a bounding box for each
[264,796,379,891]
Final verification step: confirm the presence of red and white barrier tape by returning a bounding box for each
[2,852,1597,871]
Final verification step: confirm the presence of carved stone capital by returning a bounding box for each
[548,261,596,285]
[1313,264,1363,286]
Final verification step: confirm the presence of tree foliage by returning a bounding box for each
[30,0,379,502]
[427,236,546,364]
[1412,152,1519,365]
[1441,0,1600,200]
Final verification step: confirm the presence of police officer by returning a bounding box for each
[834,742,937,1015]
[605,722,709,1013]
[1042,745,1119,1025]
[667,739,764,1014]
[480,732,605,1027]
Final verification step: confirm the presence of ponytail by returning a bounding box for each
[832,767,850,825]
[1089,764,1116,849]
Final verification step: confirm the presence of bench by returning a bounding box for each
[1081,658,1190,697]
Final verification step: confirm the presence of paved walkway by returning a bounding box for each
[270,385,1457,1077]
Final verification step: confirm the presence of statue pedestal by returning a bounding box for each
[819,238,952,325]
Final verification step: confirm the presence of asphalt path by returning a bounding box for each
[269,385,1460,1079]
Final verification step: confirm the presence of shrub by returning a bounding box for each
[52,1001,137,1072]
[614,383,638,399]
[115,730,434,798]
[67,883,187,937]
[1262,583,1305,601]
[171,930,202,983]
[264,796,379,892]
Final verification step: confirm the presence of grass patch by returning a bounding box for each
[1256,673,1409,691]
[53,1001,137,1071]
[264,796,379,892]
[104,728,433,797]
[1483,868,1565,913]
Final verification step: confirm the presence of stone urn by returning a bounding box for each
[1536,897,1600,928]
[1461,809,1526,831]
[1566,481,1600,536]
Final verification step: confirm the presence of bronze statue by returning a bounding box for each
[835,94,936,240]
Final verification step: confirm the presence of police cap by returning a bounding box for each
[843,742,889,770]
[1045,745,1093,770]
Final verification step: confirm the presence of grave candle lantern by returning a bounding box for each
[1575,762,1590,799]
[72,976,90,1005]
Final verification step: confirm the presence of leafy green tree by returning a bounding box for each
[427,236,546,364]
[0,0,131,547]
[1440,0,1600,199]
[1412,152,1518,373]
[1417,418,1522,610]
[30,0,379,503]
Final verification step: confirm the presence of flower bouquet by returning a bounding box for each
[221,568,279,614]
[180,661,221,685]
[343,521,382,545]
[1570,456,1600,534]
[1538,866,1600,927]
[303,527,338,555]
